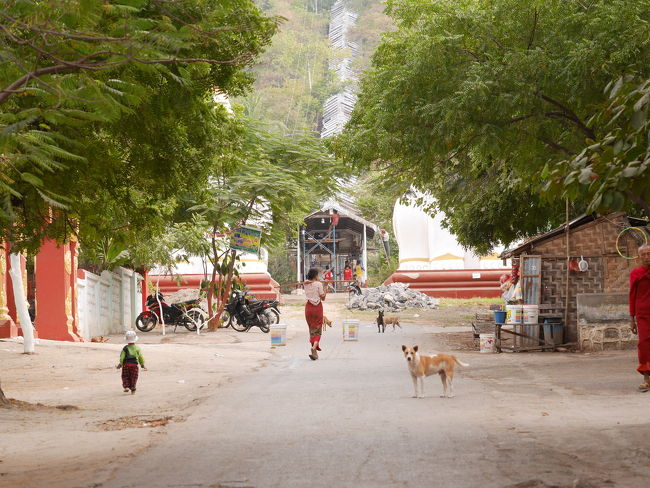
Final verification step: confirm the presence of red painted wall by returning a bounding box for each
[148,273,281,301]
[384,269,504,298]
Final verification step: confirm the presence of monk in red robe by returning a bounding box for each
[630,244,650,391]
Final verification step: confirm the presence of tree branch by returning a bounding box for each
[625,190,650,218]
[527,9,538,49]
[458,48,485,62]
[536,136,575,156]
[538,93,595,139]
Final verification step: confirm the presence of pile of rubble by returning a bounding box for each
[348,282,439,312]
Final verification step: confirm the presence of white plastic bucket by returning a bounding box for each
[523,304,539,324]
[479,333,496,353]
[270,323,287,346]
[506,305,523,324]
[342,319,359,341]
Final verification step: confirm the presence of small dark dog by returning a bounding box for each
[377,310,401,333]
[377,310,385,333]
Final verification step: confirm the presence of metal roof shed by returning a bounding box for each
[297,201,378,288]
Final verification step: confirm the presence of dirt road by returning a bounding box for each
[2,301,649,488]
[0,328,272,488]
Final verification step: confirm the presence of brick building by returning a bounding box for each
[501,213,648,349]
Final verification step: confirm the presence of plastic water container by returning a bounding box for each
[523,304,539,324]
[493,310,507,324]
[270,323,287,346]
[342,319,359,341]
[479,333,496,353]
[543,320,564,346]
[506,305,523,324]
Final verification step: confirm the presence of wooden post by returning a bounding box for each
[296,225,301,284]
[362,223,367,284]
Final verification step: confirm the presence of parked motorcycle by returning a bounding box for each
[348,282,362,296]
[135,292,206,332]
[223,289,280,333]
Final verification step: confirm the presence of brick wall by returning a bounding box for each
[540,257,604,343]
[519,214,645,344]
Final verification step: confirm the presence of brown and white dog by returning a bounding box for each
[323,316,333,328]
[402,345,469,398]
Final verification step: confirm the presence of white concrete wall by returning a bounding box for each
[77,267,142,340]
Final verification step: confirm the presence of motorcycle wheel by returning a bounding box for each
[218,311,232,328]
[259,324,270,333]
[135,313,157,332]
[268,308,280,325]
[184,309,206,331]
[231,318,249,332]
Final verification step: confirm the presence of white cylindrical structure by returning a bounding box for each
[9,253,34,353]
[393,199,430,270]
[427,210,466,270]
[393,194,509,271]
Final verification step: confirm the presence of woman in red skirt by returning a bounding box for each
[630,244,650,391]
[304,268,327,360]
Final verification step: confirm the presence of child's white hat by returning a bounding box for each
[125,330,138,343]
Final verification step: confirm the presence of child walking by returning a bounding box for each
[116,330,146,394]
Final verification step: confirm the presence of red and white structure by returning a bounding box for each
[385,197,509,298]
[1,239,82,341]
[148,248,280,301]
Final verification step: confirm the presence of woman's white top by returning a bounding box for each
[304,281,324,306]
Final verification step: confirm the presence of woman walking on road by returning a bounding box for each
[304,268,327,361]
[630,244,650,391]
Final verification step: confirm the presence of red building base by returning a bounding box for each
[34,239,82,341]
[149,273,281,301]
[384,269,504,298]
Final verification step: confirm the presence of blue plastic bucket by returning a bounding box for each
[493,310,507,324]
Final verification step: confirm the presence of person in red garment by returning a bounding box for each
[630,244,650,391]
[323,267,334,292]
[343,264,353,282]
[304,268,327,361]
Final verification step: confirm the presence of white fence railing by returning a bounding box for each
[77,267,142,340]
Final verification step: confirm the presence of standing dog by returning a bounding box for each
[384,315,401,331]
[377,311,401,332]
[323,316,333,329]
[402,345,469,398]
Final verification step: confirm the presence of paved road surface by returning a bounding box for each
[102,321,650,488]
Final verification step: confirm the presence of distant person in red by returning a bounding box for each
[323,267,334,292]
[630,244,650,391]
[330,210,339,227]
[343,264,353,281]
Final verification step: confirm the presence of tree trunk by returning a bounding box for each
[0,380,8,405]
[9,252,35,353]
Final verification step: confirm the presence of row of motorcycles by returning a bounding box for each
[135,289,280,333]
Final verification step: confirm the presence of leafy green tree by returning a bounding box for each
[544,76,650,216]
[332,0,650,254]
[189,116,346,326]
[0,0,278,249]
[238,0,339,133]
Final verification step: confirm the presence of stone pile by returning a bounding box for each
[348,282,439,312]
